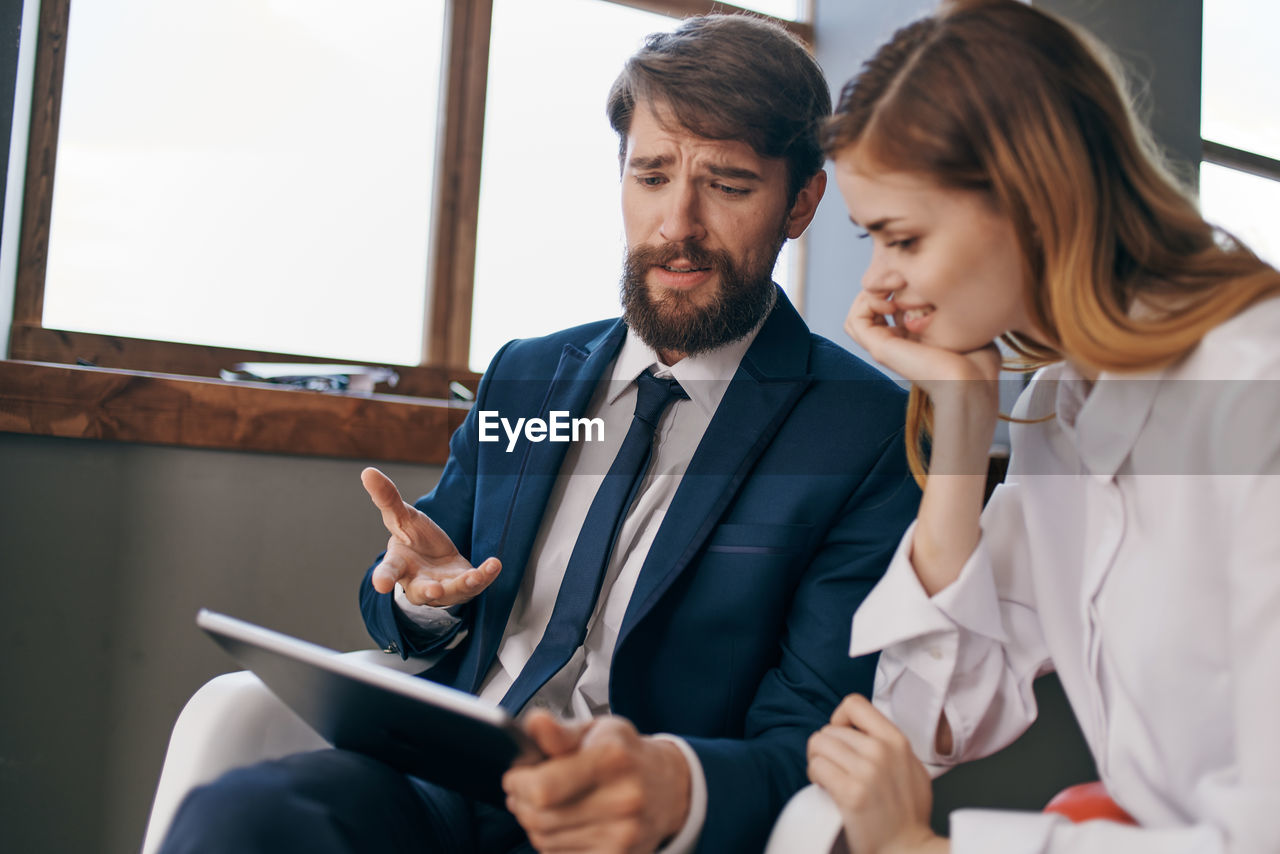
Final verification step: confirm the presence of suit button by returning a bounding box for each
[384,641,400,654]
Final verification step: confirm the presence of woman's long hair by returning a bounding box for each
[824,0,1280,484]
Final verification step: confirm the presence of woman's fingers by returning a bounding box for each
[831,694,908,744]
[808,696,937,854]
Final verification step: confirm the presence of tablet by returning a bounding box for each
[196,609,542,805]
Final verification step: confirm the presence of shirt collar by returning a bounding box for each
[606,291,776,418]
[1055,360,1167,479]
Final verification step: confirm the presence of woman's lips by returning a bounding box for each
[897,305,935,335]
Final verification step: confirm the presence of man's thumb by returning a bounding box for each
[524,710,585,758]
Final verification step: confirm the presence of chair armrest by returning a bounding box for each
[764,783,844,854]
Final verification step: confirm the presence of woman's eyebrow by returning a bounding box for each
[862,216,903,232]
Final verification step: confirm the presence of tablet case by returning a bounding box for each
[196,609,542,805]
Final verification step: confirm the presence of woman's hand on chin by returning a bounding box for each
[843,289,1002,394]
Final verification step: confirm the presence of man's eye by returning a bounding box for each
[713,183,749,196]
[634,175,665,187]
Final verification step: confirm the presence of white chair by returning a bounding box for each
[763,784,844,853]
[140,650,433,854]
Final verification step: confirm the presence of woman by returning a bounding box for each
[805,1,1280,852]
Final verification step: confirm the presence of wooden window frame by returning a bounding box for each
[1,0,810,463]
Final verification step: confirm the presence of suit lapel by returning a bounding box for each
[619,292,814,645]
[462,321,626,691]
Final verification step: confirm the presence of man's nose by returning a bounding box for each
[658,183,707,244]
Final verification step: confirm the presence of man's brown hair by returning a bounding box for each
[606,14,830,201]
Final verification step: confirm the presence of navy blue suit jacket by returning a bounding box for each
[360,291,919,851]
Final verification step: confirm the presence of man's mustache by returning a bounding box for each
[627,242,732,272]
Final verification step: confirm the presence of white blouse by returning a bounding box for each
[850,298,1280,854]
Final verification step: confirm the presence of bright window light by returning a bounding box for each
[1201,0,1280,160]
[44,0,446,365]
[1200,161,1280,267]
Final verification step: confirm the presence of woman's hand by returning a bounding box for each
[843,287,1001,396]
[845,286,1002,594]
[807,694,947,854]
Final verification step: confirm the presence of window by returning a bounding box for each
[2,0,813,461]
[43,0,447,366]
[1200,0,1280,265]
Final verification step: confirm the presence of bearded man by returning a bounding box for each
[161,14,918,854]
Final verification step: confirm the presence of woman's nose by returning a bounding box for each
[862,253,904,296]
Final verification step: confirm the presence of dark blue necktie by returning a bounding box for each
[500,369,687,713]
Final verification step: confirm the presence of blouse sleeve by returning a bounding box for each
[849,480,1053,772]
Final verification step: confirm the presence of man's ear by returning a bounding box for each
[785,169,827,239]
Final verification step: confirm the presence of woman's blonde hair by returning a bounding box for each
[823,0,1280,484]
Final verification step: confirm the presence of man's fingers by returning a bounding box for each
[467,557,502,591]
[524,710,588,758]
[513,783,649,850]
[361,466,404,509]
[370,550,412,594]
[401,558,503,606]
[503,725,599,813]
[361,467,415,543]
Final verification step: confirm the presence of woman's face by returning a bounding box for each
[833,148,1039,353]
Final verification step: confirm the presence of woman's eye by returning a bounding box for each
[887,237,917,251]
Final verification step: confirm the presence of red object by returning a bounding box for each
[1044,782,1137,825]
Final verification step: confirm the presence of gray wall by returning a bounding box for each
[1036,0,1203,179]
[0,432,440,853]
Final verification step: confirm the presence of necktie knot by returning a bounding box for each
[633,369,687,429]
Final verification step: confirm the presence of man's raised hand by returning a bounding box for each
[360,467,501,607]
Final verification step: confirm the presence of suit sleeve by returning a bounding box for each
[358,340,514,658]
[684,431,921,851]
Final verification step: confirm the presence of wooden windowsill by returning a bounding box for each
[0,360,467,465]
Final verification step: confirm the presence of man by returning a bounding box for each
[162,14,917,854]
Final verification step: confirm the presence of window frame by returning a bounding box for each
[2,0,811,462]
[1201,139,1280,183]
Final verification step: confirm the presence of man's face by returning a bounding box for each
[619,101,819,360]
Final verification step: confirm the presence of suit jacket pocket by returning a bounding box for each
[703,522,812,556]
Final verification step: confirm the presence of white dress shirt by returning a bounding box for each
[850,297,1280,853]
[399,309,768,852]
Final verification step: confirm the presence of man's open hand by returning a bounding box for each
[361,467,501,607]
[503,712,692,853]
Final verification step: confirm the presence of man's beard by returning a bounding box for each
[620,229,786,358]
